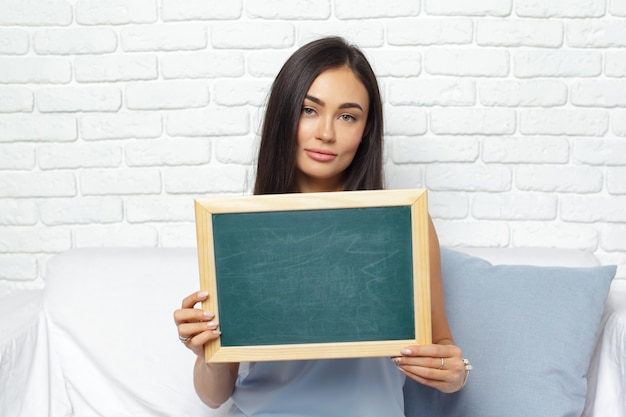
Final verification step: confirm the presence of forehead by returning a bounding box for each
[306,66,369,105]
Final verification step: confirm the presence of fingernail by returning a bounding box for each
[203,311,215,319]
[207,321,219,329]
[401,349,412,355]
[392,357,401,365]
[212,330,222,335]
[198,291,209,298]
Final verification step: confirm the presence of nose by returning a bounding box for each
[315,117,335,143]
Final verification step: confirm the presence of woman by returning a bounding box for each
[174,37,470,416]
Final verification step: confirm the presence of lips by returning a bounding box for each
[304,148,337,162]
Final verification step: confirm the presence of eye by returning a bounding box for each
[302,106,316,116]
[339,114,356,122]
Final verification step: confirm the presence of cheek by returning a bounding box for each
[342,126,365,153]
[296,118,314,145]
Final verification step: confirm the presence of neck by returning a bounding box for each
[296,174,344,194]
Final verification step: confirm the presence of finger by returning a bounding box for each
[393,355,465,373]
[173,307,215,326]
[181,290,209,309]
[392,355,444,369]
[184,329,222,358]
[178,320,221,340]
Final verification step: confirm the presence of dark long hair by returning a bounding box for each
[253,37,384,195]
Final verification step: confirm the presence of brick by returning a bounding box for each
[479,80,567,107]
[435,220,510,247]
[0,87,33,112]
[0,29,29,54]
[80,112,162,140]
[608,168,626,194]
[571,81,626,107]
[477,20,563,47]
[74,224,158,247]
[76,0,157,25]
[390,136,479,163]
[214,136,256,164]
[427,192,470,219]
[336,0,418,18]
[37,86,122,112]
[0,57,71,84]
[483,137,569,163]
[384,164,424,190]
[473,193,557,220]
[425,48,509,76]
[520,109,608,136]
[167,108,249,136]
[516,0,605,17]
[0,144,35,169]
[159,223,196,247]
[0,200,38,225]
[40,197,123,225]
[516,165,603,193]
[615,111,626,136]
[0,171,76,197]
[247,50,293,77]
[38,142,122,169]
[426,164,512,191]
[602,225,626,251]
[298,23,385,48]
[161,51,245,79]
[121,24,207,52]
[431,108,516,135]
[125,137,210,166]
[213,79,271,106]
[425,0,512,16]
[385,106,428,136]
[568,20,626,47]
[248,0,329,19]
[161,0,242,21]
[606,51,626,77]
[389,79,475,106]
[164,165,248,193]
[80,168,161,195]
[0,0,72,25]
[611,0,626,15]
[0,255,37,280]
[514,50,601,78]
[33,28,117,55]
[75,54,158,82]
[366,49,421,77]
[0,226,72,253]
[512,222,598,250]
[388,18,473,45]
[573,138,626,165]
[211,22,294,49]
[561,196,626,222]
[0,114,76,142]
[125,196,194,222]
[126,81,209,110]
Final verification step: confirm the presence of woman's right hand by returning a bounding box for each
[173,291,222,359]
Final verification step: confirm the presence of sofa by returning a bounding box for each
[0,246,623,417]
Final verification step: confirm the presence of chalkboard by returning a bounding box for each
[194,189,431,362]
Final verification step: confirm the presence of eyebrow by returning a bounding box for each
[305,94,364,112]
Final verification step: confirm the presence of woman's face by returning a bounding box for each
[295,66,369,193]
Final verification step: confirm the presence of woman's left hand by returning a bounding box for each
[392,344,468,393]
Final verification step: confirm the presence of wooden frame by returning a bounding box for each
[194,189,431,363]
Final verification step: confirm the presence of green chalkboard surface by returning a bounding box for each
[213,206,415,347]
[194,189,432,362]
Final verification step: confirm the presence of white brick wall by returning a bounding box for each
[1,0,626,294]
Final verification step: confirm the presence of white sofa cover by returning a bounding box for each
[0,247,624,417]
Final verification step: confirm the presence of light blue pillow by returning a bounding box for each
[404,248,616,417]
